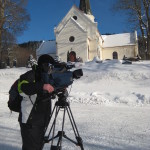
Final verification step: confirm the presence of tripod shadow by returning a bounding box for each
[85,142,122,150]
[0,143,20,150]
[84,140,143,150]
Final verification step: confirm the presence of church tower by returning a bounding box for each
[79,0,95,22]
[79,0,92,15]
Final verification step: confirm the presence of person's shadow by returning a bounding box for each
[0,125,21,150]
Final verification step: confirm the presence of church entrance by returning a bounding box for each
[68,51,76,62]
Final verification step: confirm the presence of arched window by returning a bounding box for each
[113,51,118,59]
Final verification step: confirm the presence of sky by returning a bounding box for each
[17,0,129,44]
[0,60,150,149]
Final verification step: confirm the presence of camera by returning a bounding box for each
[41,62,83,92]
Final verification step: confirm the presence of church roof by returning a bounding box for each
[36,41,56,56]
[57,17,87,38]
[55,5,96,34]
[102,32,137,48]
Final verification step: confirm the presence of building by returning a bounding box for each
[101,32,138,60]
[37,0,138,62]
[36,40,56,59]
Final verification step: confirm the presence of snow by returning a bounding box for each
[0,60,150,150]
[102,32,137,48]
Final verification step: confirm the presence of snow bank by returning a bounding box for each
[69,60,150,106]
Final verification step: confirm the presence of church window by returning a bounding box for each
[69,36,75,42]
[113,51,118,59]
[73,16,77,20]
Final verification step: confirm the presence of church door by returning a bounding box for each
[69,51,76,62]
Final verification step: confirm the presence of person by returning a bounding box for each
[18,54,55,150]
[13,58,17,67]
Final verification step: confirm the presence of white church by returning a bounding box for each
[37,0,139,62]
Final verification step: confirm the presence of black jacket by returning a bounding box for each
[19,67,52,127]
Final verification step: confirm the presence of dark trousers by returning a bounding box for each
[20,123,45,150]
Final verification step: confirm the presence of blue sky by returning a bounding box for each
[17,0,130,44]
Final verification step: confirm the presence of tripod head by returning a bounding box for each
[53,88,70,107]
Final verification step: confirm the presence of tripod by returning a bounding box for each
[44,92,84,150]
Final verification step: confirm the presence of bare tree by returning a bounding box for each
[2,29,16,49]
[112,0,150,59]
[0,0,30,61]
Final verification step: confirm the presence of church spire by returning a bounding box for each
[79,0,92,15]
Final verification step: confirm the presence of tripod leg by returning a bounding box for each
[66,106,84,150]
[58,106,66,149]
[49,107,67,150]
[45,106,60,140]
[66,106,80,137]
[44,105,56,136]
[51,106,60,146]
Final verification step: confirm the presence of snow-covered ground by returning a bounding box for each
[0,60,150,150]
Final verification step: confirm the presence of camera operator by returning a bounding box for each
[18,54,55,150]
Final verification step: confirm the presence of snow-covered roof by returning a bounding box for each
[36,41,56,56]
[102,32,137,48]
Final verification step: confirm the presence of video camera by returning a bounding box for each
[42,62,83,92]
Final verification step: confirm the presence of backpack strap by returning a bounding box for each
[29,96,34,105]
[18,80,29,94]
[32,64,38,71]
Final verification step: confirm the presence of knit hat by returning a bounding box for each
[38,54,55,66]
